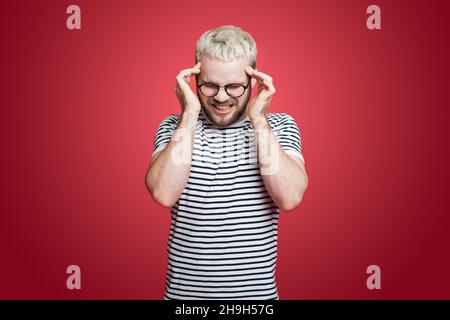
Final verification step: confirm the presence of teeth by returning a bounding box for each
[214,105,232,109]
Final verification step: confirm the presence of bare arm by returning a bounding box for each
[145,111,198,207]
[246,66,308,211]
[253,117,308,211]
[145,63,201,207]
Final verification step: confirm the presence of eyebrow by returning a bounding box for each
[198,78,248,85]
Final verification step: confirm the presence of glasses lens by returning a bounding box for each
[226,84,245,97]
[200,83,219,97]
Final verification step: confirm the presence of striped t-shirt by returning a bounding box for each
[151,109,304,300]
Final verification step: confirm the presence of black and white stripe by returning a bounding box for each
[152,110,304,300]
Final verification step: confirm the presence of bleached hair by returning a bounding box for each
[195,25,257,67]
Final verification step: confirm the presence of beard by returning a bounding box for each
[199,92,251,127]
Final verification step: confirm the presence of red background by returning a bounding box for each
[1,0,449,299]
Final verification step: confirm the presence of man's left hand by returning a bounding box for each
[245,66,276,123]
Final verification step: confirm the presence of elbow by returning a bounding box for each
[280,174,309,211]
[278,191,305,212]
[151,188,177,208]
[145,173,177,208]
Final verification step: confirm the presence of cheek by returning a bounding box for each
[237,92,251,108]
[198,94,209,106]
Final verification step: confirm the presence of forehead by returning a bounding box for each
[199,55,249,84]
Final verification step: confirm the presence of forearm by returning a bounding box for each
[253,117,308,211]
[146,111,198,207]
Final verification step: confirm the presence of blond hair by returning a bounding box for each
[195,25,257,67]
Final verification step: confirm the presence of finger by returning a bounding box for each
[248,69,275,93]
[176,71,197,86]
[178,65,201,77]
[177,67,201,84]
[256,79,276,96]
[176,74,191,91]
[178,67,201,78]
[261,79,276,93]
[264,82,276,95]
[253,68,272,80]
[246,66,272,82]
[176,76,191,91]
[252,70,273,84]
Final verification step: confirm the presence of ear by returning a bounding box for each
[252,67,259,87]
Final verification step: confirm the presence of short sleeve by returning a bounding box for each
[151,114,180,159]
[274,113,305,165]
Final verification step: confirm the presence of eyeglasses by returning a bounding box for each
[197,76,251,98]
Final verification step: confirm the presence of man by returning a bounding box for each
[145,25,308,300]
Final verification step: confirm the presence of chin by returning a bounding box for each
[210,116,235,127]
[203,106,234,126]
[201,101,247,127]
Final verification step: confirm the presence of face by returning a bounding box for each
[196,55,253,127]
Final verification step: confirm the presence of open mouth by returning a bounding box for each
[211,104,234,114]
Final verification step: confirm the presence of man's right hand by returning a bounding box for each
[175,62,202,114]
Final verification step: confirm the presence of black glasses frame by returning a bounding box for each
[196,76,251,98]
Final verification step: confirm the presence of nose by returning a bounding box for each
[214,86,230,103]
